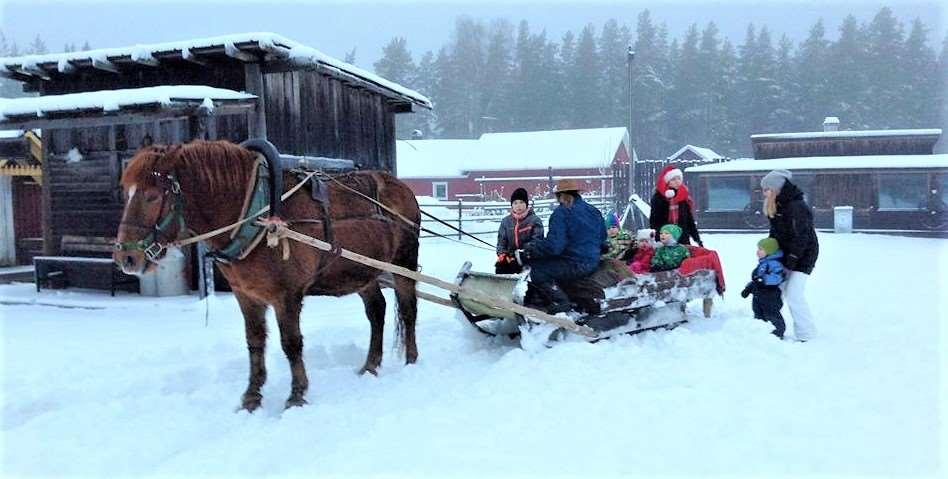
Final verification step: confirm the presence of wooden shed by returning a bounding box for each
[0,32,431,257]
[685,126,947,234]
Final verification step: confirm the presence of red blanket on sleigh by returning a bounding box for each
[679,246,726,294]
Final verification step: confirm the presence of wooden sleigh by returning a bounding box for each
[452,247,724,345]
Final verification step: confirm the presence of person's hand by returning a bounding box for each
[740,282,753,298]
[698,240,705,248]
[600,243,610,254]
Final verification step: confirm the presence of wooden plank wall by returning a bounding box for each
[263,70,396,171]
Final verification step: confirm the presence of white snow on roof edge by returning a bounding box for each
[685,154,948,173]
[0,32,431,110]
[0,85,256,119]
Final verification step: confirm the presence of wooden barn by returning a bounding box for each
[396,127,631,202]
[0,130,43,266]
[685,118,947,233]
[0,32,430,267]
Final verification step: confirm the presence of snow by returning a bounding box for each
[686,154,948,173]
[667,144,724,161]
[0,85,255,120]
[751,128,942,141]
[0,32,431,110]
[65,147,83,163]
[0,129,23,139]
[397,127,629,178]
[1,233,945,477]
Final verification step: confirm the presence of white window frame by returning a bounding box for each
[432,181,448,200]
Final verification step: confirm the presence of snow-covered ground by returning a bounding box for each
[1,233,946,478]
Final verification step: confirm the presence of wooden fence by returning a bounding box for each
[417,195,614,239]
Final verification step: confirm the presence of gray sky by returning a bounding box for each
[1,0,945,68]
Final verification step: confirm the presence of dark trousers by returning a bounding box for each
[752,286,785,338]
[526,257,596,306]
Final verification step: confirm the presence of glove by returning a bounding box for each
[698,240,705,248]
[784,254,799,271]
[496,253,508,264]
[600,243,610,254]
[740,282,753,298]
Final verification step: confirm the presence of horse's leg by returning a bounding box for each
[357,282,386,376]
[273,291,309,409]
[393,275,419,364]
[235,291,268,412]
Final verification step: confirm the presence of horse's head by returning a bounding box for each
[114,145,186,275]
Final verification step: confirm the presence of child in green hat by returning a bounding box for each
[740,237,786,338]
[602,210,632,259]
[650,224,690,272]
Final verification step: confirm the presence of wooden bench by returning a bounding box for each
[33,236,139,296]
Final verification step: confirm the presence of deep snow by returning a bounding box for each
[1,233,946,478]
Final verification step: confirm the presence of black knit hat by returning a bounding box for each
[510,187,529,204]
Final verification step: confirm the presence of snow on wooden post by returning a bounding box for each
[457,199,463,240]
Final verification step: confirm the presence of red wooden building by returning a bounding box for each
[396,128,631,201]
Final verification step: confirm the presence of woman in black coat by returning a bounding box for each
[649,164,703,246]
[762,169,819,341]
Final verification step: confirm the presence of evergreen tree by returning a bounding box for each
[668,24,703,148]
[374,38,418,138]
[630,10,669,160]
[568,24,602,128]
[938,35,948,152]
[863,7,905,128]
[481,19,515,133]
[827,15,868,128]
[897,18,937,128]
[794,19,832,129]
[344,47,357,65]
[511,20,543,131]
[27,34,47,54]
[81,41,91,51]
[412,50,439,137]
[598,19,632,130]
[771,35,797,130]
[715,39,741,157]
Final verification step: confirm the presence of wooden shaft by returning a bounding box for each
[275,225,597,337]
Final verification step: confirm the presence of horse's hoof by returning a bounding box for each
[241,392,262,412]
[284,396,308,409]
[358,366,379,376]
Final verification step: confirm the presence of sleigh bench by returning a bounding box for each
[33,236,139,296]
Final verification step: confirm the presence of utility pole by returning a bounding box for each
[627,46,636,199]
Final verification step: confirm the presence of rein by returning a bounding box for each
[115,168,319,263]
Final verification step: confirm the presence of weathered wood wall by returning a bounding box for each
[753,136,939,160]
[262,70,396,170]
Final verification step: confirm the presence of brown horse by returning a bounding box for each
[113,140,421,411]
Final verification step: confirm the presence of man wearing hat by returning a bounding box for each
[518,179,607,313]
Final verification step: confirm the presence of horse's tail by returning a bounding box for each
[382,174,420,364]
[240,138,284,219]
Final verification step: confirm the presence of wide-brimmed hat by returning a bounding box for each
[554,179,583,194]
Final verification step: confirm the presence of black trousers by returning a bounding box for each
[752,286,786,338]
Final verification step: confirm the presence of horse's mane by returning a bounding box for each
[121,140,258,197]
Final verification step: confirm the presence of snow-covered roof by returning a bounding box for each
[396,128,629,179]
[751,129,942,141]
[0,130,23,139]
[667,144,724,161]
[396,139,479,178]
[685,154,948,173]
[0,86,255,121]
[0,32,431,109]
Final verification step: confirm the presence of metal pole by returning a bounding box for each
[627,46,636,198]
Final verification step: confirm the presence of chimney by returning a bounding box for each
[823,116,840,132]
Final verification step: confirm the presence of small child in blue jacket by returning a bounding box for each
[741,237,786,338]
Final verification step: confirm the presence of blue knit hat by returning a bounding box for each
[604,211,620,228]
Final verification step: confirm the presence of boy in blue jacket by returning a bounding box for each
[741,237,786,338]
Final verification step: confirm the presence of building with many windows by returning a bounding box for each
[685,118,946,233]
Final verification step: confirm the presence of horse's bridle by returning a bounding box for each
[114,171,186,263]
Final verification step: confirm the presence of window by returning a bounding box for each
[432,182,448,200]
[706,176,750,211]
[878,173,928,210]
